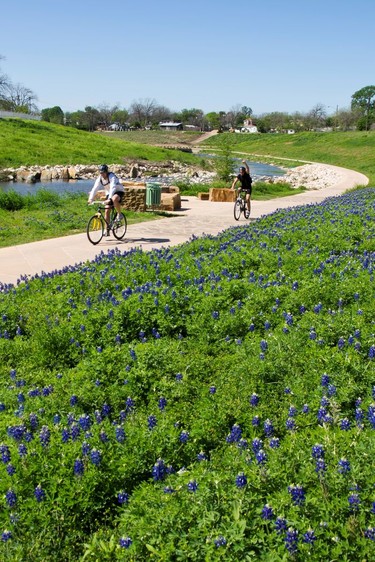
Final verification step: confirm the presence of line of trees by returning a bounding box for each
[1,55,375,132]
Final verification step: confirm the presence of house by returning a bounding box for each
[159,121,183,131]
[241,118,258,133]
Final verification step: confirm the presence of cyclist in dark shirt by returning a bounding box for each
[231,160,252,216]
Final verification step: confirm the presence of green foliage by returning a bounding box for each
[1,189,375,559]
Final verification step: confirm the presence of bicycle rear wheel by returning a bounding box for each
[87,214,104,244]
[112,212,127,240]
[234,199,242,221]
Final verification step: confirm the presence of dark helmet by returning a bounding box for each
[99,164,109,173]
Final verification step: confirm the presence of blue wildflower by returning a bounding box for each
[187,480,198,492]
[147,415,157,430]
[214,535,227,548]
[34,485,46,502]
[303,529,316,545]
[338,458,351,474]
[275,516,287,535]
[348,493,360,511]
[261,504,274,520]
[256,449,267,465]
[288,484,305,506]
[74,459,84,476]
[152,459,166,481]
[119,537,132,548]
[158,397,167,411]
[5,489,16,507]
[249,393,259,407]
[285,527,298,554]
[115,426,126,443]
[90,449,102,466]
[235,472,247,488]
[117,491,129,504]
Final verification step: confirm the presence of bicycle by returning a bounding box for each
[233,190,251,221]
[87,204,127,245]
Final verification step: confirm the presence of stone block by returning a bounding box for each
[198,192,209,200]
[209,188,236,202]
[160,192,181,211]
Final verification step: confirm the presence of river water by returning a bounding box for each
[0,160,285,196]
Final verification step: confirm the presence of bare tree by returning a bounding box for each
[1,82,38,112]
[129,98,158,127]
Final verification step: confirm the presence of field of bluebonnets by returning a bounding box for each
[1,187,375,561]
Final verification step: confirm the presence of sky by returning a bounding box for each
[1,0,375,117]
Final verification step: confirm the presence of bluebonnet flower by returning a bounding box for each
[368,404,375,428]
[235,472,247,488]
[212,311,219,319]
[252,438,263,453]
[252,415,260,427]
[129,348,137,360]
[71,423,81,441]
[259,353,265,361]
[119,537,132,548]
[321,373,330,387]
[102,403,111,417]
[369,346,375,359]
[264,320,271,330]
[148,415,157,430]
[5,490,17,507]
[260,339,268,352]
[261,504,274,520]
[6,464,15,476]
[117,491,129,504]
[364,527,375,540]
[275,516,287,535]
[163,486,175,493]
[0,444,11,464]
[256,449,267,465]
[197,451,208,461]
[214,535,227,548]
[288,405,297,417]
[320,396,330,407]
[303,529,316,545]
[327,384,337,397]
[269,437,280,449]
[74,459,84,476]
[238,438,248,449]
[18,444,27,457]
[34,485,46,502]
[372,502,375,515]
[302,404,309,414]
[348,493,360,511]
[288,484,305,506]
[285,527,298,554]
[61,428,70,443]
[78,414,91,431]
[309,329,317,340]
[175,373,183,381]
[236,338,242,345]
[286,418,296,431]
[53,414,61,425]
[249,393,259,407]
[340,418,351,431]
[39,426,50,447]
[99,431,108,443]
[226,424,242,443]
[179,430,189,443]
[312,444,325,459]
[158,397,167,411]
[248,323,255,332]
[115,426,125,443]
[90,449,101,466]
[337,337,345,350]
[82,441,91,456]
[209,385,216,395]
[1,530,12,542]
[152,458,166,481]
[264,419,274,437]
[338,458,351,474]
[315,458,326,475]
[187,480,198,492]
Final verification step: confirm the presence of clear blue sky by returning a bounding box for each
[2,0,374,116]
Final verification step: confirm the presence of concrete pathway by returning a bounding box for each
[0,164,369,286]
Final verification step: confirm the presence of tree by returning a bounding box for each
[41,106,64,124]
[241,106,253,117]
[129,98,158,128]
[351,85,375,130]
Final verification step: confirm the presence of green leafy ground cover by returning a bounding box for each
[0,189,375,560]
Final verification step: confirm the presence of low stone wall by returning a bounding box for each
[123,187,146,212]
[209,188,236,202]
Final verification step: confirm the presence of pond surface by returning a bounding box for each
[0,160,285,196]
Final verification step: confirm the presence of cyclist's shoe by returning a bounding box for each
[105,229,111,237]
[244,209,250,219]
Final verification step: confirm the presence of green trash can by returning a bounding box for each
[146,182,161,207]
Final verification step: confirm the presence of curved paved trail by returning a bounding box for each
[0,164,369,286]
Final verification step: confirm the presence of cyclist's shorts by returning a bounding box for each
[105,191,125,206]
[240,188,252,195]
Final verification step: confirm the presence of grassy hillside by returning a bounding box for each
[203,131,375,183]
[0,119,199,168]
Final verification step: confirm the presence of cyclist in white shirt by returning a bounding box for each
[88,164,125,235]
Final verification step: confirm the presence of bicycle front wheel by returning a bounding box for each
[234,200,242,221]
[87,214,104,244]
[112,212,127,240]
